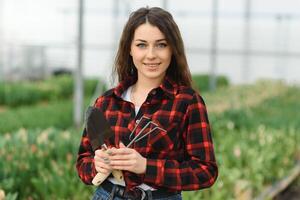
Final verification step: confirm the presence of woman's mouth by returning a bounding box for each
[144,63,161,67]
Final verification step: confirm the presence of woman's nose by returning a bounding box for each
[146,47,156,59]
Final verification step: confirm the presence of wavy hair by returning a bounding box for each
[113,7,192,87]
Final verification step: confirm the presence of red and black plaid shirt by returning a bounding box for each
[76,76,218,192]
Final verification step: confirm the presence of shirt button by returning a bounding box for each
[136,119,140,124]
[151,90,157,95]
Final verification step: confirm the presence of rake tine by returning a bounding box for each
[129,116,151,140]
[127,120,152,148]
[132,125,166,144]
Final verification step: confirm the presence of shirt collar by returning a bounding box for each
[112,75,178,99]
[113,76,137,98]
[158,76,178,99]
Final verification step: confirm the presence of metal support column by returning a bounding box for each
[162,0,168,9]
[74,0,84,127]
[209,0,219,91]
[0,0,4,82]
[242,0,251,83]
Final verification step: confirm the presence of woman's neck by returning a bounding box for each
[130,77,163,106]
[134,78,162,94]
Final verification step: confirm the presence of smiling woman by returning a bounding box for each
[76,6,218,200]
[129,23,172,106]
[130,24,171,83]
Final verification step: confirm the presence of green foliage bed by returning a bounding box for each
[0,75,97,107]
[0,128,93,200]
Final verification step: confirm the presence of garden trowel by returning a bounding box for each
[85,106,124,186]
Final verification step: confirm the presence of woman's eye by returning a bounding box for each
[136,43,146,48]
[156,43,167,48]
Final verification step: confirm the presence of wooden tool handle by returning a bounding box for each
[92,170,124,186]
[112,170,124,183]
[92,172,110,186]
[92,148,124,186]
[101,147,124,183]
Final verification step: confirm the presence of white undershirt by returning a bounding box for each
[108,86,156,191]
[124,85,141,115]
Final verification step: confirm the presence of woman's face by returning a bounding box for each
[130,23,172,83]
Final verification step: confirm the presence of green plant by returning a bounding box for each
[0,100,73,134]
[192,74,229,92]
[0,75,99,107]
[0,128,94,199]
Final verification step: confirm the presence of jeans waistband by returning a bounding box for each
[101,180,179,200]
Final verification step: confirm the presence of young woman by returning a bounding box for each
[76,6,218,200]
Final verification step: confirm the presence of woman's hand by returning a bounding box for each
[94,149,112,175]
[108,142,147,174]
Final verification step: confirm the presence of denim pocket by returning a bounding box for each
[91,187,110,200]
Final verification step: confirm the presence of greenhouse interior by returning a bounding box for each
[0,0,299,199]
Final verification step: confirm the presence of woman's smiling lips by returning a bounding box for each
[143,63,161,67]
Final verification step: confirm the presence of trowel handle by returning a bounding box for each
[92,148,124,186]
[92,169,124,186]
[112,169,124,182]
[92,171,110,186]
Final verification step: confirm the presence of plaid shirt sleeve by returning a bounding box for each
[76,128,98,184]
[143,92,218,191]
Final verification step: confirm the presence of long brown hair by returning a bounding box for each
[113,7,192,87]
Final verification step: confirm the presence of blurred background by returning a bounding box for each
[0,0,299,199]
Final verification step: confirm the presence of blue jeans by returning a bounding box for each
[92,187,182,200]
